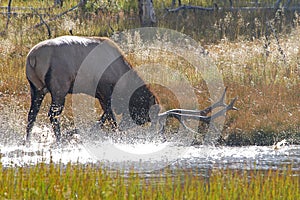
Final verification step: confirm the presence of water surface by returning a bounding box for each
[1,126,299,173]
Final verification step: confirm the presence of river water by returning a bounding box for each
[0,126,299,173]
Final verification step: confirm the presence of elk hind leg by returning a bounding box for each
[48,96,66,142]
[26,83,46,142]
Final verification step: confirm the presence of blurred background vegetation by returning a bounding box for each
[1,0,300,42]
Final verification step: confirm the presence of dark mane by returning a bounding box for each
[129,84,157,125]
[101,55,158,126]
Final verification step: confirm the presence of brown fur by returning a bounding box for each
[26,36,157,142]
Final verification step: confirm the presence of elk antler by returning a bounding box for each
[160,87,236,117]
[154,87,238,134]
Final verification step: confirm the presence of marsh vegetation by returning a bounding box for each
[0,0,299,198]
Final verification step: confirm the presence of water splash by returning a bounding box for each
[0,126,299,172]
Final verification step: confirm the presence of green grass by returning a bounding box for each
[0,1,299,198]
[0,161,299,199]
[0,0,299,145]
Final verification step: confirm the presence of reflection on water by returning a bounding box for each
[0,126,299,174]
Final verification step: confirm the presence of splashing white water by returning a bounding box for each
[0,126,299,172]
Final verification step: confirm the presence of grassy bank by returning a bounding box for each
[0,161,299,199]
[0,0,299,145]
[206,28,300,145]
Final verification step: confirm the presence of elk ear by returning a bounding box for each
[149,104,161,122]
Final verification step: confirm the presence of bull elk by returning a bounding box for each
[25,36,237,143]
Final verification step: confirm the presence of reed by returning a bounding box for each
[0,160,299,199]
[0,0,299,145]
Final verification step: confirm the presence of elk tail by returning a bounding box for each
[26,56,45,91]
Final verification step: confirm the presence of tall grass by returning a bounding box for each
[206,25,300,145]
[0,3,299,198]
[0,160,299,199]
[0,0,299,145]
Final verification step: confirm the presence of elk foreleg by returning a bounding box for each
[98,97,117,129]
